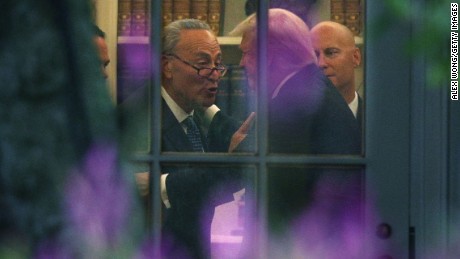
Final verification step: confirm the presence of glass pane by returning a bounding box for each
[310,0,365,155]
[131,161,255,258]
[159,162,255,258]
[264,165,365,258]
[117,79,151,153]
[229,4,365,155]
[118,1,369,258]
[117,1,366,156]
[118,0,256,154]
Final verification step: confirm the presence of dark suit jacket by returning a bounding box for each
[161,99,243,259]
[268,64,361,154]
[265,64,362,234]
[357,95,364,143]
[118,90,244,258]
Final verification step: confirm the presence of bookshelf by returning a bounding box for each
[117,36,149,44]
[116,35,243,66]
[217,36,243,45]
[114,0,364,103]
[117,36,242,45]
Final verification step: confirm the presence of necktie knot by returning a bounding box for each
[183,116,204,152]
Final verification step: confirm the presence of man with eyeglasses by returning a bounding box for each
[133,19,253,259]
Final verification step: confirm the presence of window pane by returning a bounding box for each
[254,6,364,156]
[120,1,369,258]
[265,165,365,258]
[159,162,255,258]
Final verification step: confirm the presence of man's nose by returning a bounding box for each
[317,54,327,69]
[207,69,221,82]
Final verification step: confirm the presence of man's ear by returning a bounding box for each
[162,56,173,78]
[353,47,361,67]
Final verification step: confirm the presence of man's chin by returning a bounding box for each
[201,99,216,109]
[327,77,337,85]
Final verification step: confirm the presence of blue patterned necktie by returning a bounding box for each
[183,116,204,152]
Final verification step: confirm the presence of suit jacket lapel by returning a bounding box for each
[162,99,193,152]
[357,95,363,124]
[161,99,208,152]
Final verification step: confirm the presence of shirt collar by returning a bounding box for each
[348,91,359,118]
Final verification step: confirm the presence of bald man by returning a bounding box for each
[311,21,362,122]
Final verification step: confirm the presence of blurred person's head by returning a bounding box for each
[162,19,226,113]
[244,0,320,27]
[231,8,317,94]
[311,21,361,104]
[93,25,110,79]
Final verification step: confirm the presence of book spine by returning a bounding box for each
[345,0,362,36]
[117,44,151,103]
[163,0,173,27]
[173,0,191,20]
[117,0,132,36]
[145,0,151,36]
[330,0,346,25]
[191,0,208,22]
[207,0,222,36]
[228,66,251,121]
[216,71,230,116]
[131,0,147,36]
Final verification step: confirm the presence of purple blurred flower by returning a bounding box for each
[289,175,365,258]
[238,173,382,258]
[35,239,72,259]
[64,143,131,249]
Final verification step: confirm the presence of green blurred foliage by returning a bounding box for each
[374,0,451,88]
[0,0,136,255]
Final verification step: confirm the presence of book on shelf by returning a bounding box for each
[208,0,222,36]
[173,0,191,20]
[228,67,253,121]
[131,0,148,36]
[191,0,208,22]
[330,0,362,36]
[215,66,253,122]
[215,73,230,116]
[330,0,346,24]
[117,0,225,36]
[346,13,361,36]
[117,44,151,103]
[117,0,132,36]
[163,0,173,27]
[345,0,362,36]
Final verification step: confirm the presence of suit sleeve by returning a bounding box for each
[312,82,362,155]
[206,111,241,152]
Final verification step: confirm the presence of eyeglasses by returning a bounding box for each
[166,53,227,78]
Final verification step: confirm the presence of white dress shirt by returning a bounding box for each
[348,91,359,118]
[160,87,194,208]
